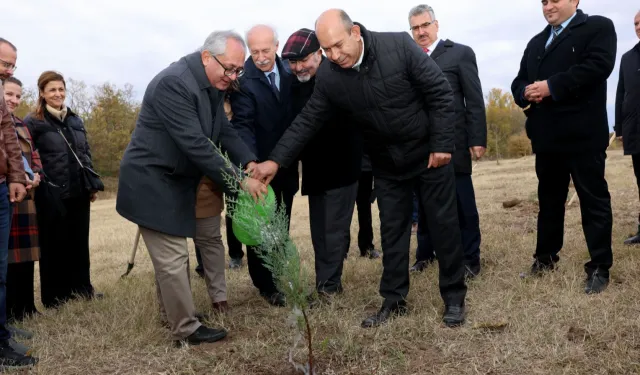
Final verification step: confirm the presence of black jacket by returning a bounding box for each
[511,10,617,154]
[230,56,299,195]
[430,39,487,174]
[269,23,455,180]
[615,42,640,155]
[116,52,256,238]
[293,60,363,196]
[25,109,93,200]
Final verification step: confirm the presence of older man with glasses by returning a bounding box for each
[117,30,264,346]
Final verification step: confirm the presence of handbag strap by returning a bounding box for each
[56,128,85,169]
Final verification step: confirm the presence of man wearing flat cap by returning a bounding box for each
[281,28,364,299]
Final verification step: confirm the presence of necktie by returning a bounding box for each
[423,48,430,54]
[268,72,280,100]
[547,25,563,48]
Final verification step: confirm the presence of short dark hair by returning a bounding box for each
[0,38,17,52]
[3,76,22,87]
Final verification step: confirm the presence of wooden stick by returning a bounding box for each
[121,227,141,278]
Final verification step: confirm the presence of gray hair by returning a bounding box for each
[245,24,279,47]
[408,4,436,23]
[199,30,246,56]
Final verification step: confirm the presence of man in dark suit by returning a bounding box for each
[281,28,364,297]
[407,5,487,277]
[511,0,617,294]
[230,25,298,307]
[349,153,381,259]
[251,9,467,328]
[116,30,265,345]
[615,11,640,245]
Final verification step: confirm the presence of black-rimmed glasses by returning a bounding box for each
[212,54,244,78]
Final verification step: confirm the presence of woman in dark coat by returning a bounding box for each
[23,71,102,309]
[3,77,41,320]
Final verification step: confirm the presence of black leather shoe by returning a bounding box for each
[361,303,408,328]
[464,264,481,279]
[174,325,227,347]
[0,340,37,368]
[442,305,465,327]
[529,259,555,277]
[361,249,381,259]
[262,292,286,307]
[585,269,609,294]
[624,226,640,245]
[410,259,435,273]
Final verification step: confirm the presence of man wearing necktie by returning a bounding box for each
[511,0,617,293]
[407,4,487,278]
[230,24,298,307]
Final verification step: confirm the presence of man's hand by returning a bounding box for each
[524,80,551,103]
[427,152,452,169]
[617,136,623,142]
[90,192,98,202]
[32,173,41,188]
[245,161,258,175]
[250,160,279,185]
[241,177,268,202]
[9,183,26,203]
[469,146,486,161]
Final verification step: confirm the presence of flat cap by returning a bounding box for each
[281,28,320,61]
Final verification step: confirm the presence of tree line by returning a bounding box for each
[14,81,540,177]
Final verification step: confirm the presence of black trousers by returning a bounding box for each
[6,261,38,322]
[247,184,295,296]
[36,194,94,308]
[534,152,613,275]
[309,182,358,293]
[225,215,245,260]
[375,164,466,307]
[633,154,640,204]
[416,173,481,266]
[354,171,375,254]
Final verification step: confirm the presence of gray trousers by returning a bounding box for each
[308,182,358,293]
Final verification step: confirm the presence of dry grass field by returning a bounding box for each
[9,149,640,374]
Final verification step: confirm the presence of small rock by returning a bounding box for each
[503,199,523,208]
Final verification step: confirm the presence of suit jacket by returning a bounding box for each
[116,52,256,238]
[614,42,640,155]
[511,9,617,154]
[230,56,299,195]
[430,39,487,174]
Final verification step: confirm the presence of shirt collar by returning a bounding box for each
[263,61,279,78]
[556,11,577,31]
[425,38,441,56]
[352,39,365,71]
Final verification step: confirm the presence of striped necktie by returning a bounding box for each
[547,25,563,48]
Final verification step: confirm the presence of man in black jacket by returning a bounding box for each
[230,25,298,307]
[615,11,640,245]
[281,28,363,296]
[251,9,467,328]
[407,4,487,277]
[511,1,617,294]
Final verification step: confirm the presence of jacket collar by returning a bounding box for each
[535,9,587,52]
[185,51,212,90]
[430,39,452,61]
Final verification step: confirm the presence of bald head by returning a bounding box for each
[315,9,362,69]
[246,24,279,72]
[635,10,640,39]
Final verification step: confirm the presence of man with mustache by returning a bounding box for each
[408,4,487,278]
[615,11,640,245]
[251,9,467,328]
[511,0,616,293]
[281,28,364,299]
[230,24,297,307]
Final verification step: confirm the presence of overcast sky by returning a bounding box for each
[6,1,638,127]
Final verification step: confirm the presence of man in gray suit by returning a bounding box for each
[408,4,487,277]
[116,30,265,346]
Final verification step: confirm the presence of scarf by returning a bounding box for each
[46,104,67,122]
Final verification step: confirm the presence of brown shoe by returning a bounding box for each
[212,301,230,314]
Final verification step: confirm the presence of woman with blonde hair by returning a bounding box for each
[24,71,103,309]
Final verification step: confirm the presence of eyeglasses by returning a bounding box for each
[410,21,434,32]
[0,58,16,72]
[212,54,244,78]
